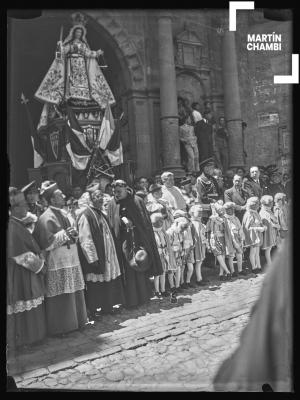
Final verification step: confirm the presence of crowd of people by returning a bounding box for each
[7,158,291,352]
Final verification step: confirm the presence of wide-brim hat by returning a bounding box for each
[122,241,150,272]
[40,181,58,201]
[180,178,191,186]
[86,181,100,193]
[173,209,188,219]
[199,157,215,171]
[223,201,236,210]
[148,183,162,193]
[135,190,148,199]
[21,181,38,195]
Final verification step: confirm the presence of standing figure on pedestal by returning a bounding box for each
[177,97,199,173]
[214,116,229,172]
[35,13,115,108]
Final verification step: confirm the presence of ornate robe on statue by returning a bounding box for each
[35,39,115,108]
[7,217,47,349]
[77,206,125,314]
[33,206,87,335]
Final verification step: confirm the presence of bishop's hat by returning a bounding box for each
[40,180,58,201]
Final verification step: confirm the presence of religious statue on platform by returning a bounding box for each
[35,12,115,109]
[31,13,118,190]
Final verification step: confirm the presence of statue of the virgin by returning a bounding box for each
[35,12,115,109]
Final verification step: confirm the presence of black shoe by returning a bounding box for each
[175,286,182,293]
[219,275,226,281]
[231,272,238,278]
[100,309,115,316]
[161,291,170,297]
[88,310,102,321]
[202,277,210,283]
[187,282,196,288]
[226,273,232,280]
[181,283,189,289]
[154,292,163,299]
[238,270,247,276]
[256,268,263,273]
[196,280,207,286]
[170,292,178,303]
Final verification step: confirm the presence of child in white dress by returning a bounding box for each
[189,204,209,286]
[151,213,178,299]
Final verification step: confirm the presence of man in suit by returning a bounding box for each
[224,174,248,222]
[243,166,264,199]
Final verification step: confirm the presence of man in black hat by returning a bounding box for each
[196,158,221,219]
[21,181,44,218]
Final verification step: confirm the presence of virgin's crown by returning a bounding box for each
[71,12,87,27]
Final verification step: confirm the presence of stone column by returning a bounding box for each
[221,31,244,168]
[157,13,184,177]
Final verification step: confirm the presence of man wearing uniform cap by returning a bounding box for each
[21,181,44,218]
[195,158,221,219]
[33,181,87,336]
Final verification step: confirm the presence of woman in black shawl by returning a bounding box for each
[107,180,163,308]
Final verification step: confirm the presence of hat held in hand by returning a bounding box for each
[122,240,150,272]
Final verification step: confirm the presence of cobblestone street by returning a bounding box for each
[8,269,265,391]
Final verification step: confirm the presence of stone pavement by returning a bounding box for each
[8,269,266,391]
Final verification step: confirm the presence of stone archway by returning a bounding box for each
[84,10,145,91]
[82,10,148,181]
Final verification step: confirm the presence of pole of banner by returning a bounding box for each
[86,98,108,182]
[20,93,45,162]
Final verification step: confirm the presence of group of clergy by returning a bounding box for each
[7,176,165,351]
[7,157,290,351]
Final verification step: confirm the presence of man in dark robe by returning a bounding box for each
[7,187,47,351]
[107,180,164,308]
[76,189,125,319]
